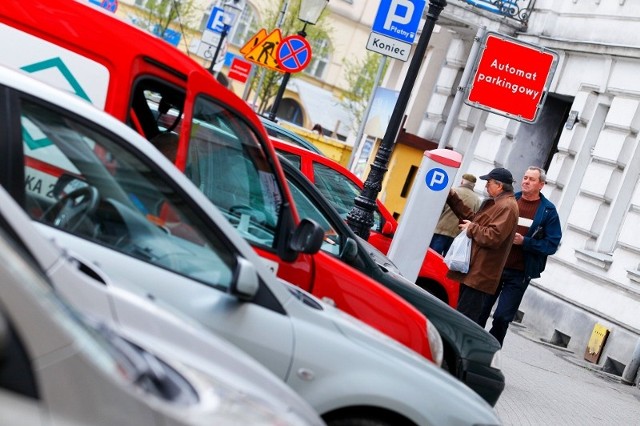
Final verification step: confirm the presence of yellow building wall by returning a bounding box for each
[367,141,425,221]
[279,122,353,168]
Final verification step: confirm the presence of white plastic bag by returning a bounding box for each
[444,232,472,273]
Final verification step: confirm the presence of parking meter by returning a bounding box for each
[387,149,462,282]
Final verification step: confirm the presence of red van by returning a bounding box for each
[0,0,440,363]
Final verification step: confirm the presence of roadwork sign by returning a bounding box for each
[241,28,284,73]
[366,32,411,61]
[465,32,558,123]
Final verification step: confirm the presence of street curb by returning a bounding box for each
[508,324,630,385]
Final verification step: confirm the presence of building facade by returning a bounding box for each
[392,0,640,376]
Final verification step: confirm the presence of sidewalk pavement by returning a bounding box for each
[494,323,640,425]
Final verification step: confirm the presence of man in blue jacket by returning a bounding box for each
[478,166,562,346]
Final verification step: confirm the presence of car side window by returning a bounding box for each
[312,162,383,232]
[276,151,302,169]
[185,96,282,249]
[20,98,237,291]
[285,176,341,257]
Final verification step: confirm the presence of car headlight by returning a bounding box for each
[426,319,444,367]
[490,349,502,370]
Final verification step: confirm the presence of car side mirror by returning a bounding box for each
[381,220,396,237]
[230,257,259,301]
[340,237,358,263]
[289,218,324,254]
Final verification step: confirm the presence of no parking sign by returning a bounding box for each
[277,35,312,73]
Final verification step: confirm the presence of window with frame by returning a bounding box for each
[21,98,237,291]
[185,96,283,249]
[303,38,331,79]
[285,173,342,257]
[229,4,259,47]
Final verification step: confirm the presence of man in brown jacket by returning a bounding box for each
[446,167,519,324]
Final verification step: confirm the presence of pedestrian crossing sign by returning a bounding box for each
[242,28,284,73]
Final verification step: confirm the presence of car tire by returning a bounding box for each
[327,417,395,426]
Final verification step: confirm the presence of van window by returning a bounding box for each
[185,96,282,249]
[128,79,185,146]
[21,98,237,291]
[127,79,284,251]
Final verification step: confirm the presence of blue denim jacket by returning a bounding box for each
[516,192,562,280]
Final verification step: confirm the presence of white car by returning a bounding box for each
[0,66,501,425]
[0,196,307,426]
[0,186,324,426]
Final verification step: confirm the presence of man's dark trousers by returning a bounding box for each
[457,284,489,324]
[478,268,529,345]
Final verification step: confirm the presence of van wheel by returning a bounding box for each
[327,418,392,426]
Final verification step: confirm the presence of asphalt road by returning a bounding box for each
[494,324,640,425]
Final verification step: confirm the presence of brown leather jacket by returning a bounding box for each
[446,190,518,294]
[434,183,481,237]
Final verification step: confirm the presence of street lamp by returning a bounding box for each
[267,0,329,121]
[346,0,448,239]
[207,0,243,75]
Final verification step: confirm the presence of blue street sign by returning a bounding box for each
[206,6,239,34]
[425,167,449,191]
[372,0,425,44]
[206,6,227,33]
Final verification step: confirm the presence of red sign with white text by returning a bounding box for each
[228,57,252,83]
[465,32,558,123]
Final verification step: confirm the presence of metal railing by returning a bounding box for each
[458,0,535,25]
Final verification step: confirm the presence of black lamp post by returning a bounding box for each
[207,0,243,75]
[267,0,329,121]
[346,0,448,239]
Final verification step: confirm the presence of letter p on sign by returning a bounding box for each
[425,168,449,191]
[384,0,414,29]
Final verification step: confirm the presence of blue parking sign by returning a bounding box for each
[425,168,448,191]
[372,0,425,44]
[206,6,226,33]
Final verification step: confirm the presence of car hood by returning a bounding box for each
[277,280,499,425]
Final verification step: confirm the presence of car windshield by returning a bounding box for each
[21,99,236,291]
[312,162,383,232]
